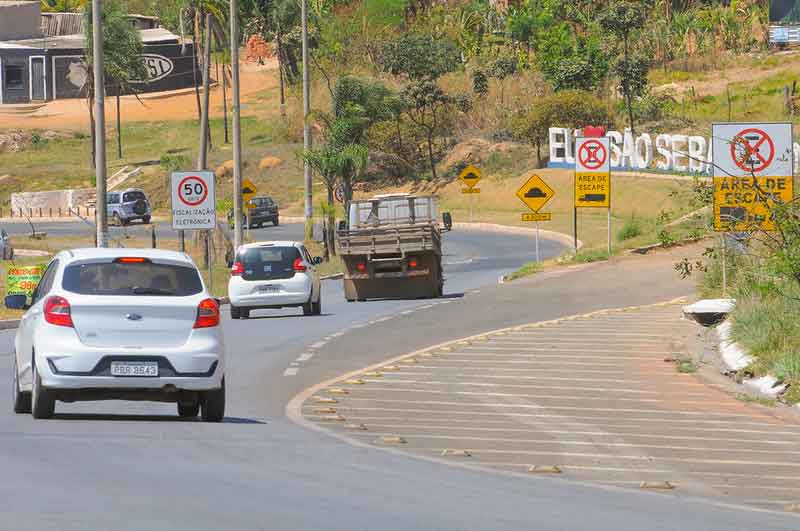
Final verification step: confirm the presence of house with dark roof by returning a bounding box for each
[0,1,199,105]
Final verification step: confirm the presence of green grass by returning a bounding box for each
[504,261,543,282]
[735,394,777,408]
[616,214,643,242]
[676,359,698,374]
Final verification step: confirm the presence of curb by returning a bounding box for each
[452,222,581,249]
[0,319,20,330]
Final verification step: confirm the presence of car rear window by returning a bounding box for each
[122,191,146,202]
[62,261,203,296]
[238,246,299,281]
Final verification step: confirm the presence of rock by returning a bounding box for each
[258,156,282,170]
[441,138,526,176]
[215,160,248,179]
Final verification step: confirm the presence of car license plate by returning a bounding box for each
[110,361,158,377]
[258,285,280,293]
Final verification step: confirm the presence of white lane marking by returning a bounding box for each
[309,341,327,350]
[407,448,800,469]
[338,388,741,408]
[283,368,299,376]
[311,408,794,430]
[400,365,672,375]
[434,353,670,361]
[329,414,800,436]
[409,359,674,367]
[373,316,392,323]
[349,423,800,446]
[330,331,345,338]
[359,432,800,456]
[400,310,415,316]
[374,372,709,387]
[458,345,679,353]
[296,353,314,362]
[416,305,435,311]
[349,378,713,396]
[330,399,769,418]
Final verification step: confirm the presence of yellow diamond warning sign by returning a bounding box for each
[459,165,482,190]
[516,174,554,213]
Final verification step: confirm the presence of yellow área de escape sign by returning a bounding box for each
[242,178,258,208]
[574,137,611,208]
[459,165,482,192]
[516,174,554,220]
[711,123,794,232]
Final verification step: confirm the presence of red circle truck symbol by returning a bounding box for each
[578,140,607,170]
[731,128,774,173]
[178,176,208,206]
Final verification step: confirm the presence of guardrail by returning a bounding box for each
[2,207,97,219]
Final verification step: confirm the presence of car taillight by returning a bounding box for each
[44,296,73,327]
[293,258,307,272]
[409,258,418,268]
[356,262,366,272]
[231,261,244,276]
[194,298,220,328]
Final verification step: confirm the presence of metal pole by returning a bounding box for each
[302,0,313,241]
[231,0,244,251]
[721,234,727,297]
[535,221,540,263]
[92,0,108,248]
[199,14,212,271]
[607,208,612,256]
[469,192,473,223]
[573,207,578,254]
[207,229,214,295]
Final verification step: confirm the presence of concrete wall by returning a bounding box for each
[0,1,42,41]
[11,188,95,213]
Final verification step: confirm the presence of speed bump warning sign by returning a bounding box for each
[459,165,482,191]
[575,137,611,208]
[712,123,794,231]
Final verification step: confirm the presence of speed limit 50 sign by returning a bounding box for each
[171,171,217,230]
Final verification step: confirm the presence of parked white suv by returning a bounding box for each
[228,241,322,319]
[6,248,226,421]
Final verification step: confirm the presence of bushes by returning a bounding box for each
[616,215,643,242]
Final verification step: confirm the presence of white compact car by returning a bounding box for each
[6,248,226,421]
[228,241,322,319]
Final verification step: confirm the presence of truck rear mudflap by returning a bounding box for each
[343,276,439,301]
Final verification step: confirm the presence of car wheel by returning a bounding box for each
[231,305,241,319]
[273,217,280,226]
[312,296,322,316]
[142,215,151,224]
[112,212,122,227]
[12,356,31,414]
[31,358,55,419]
[241,309,250,319]
[201,378,225,423]
[178,400,200,418]
[302,297,313,316]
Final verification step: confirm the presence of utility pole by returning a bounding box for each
[92,0,108,248]
[301,0,313,241]
[231,0,243,250]
[199,13,212,271]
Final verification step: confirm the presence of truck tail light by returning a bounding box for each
[194,298,220,328]
[231,261,244,276]
[293,258,307,272]
[44,296,73,328]
[356,262,366,272]
[408,258,419,268]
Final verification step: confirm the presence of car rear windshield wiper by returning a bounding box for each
[130,286,175,296]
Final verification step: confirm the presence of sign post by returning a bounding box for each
[574,137,612,255]
[516,174,555,262]
[242,178,257,240]
[459,165,482,223]
[171,170,217,292]
[711,122,794,295]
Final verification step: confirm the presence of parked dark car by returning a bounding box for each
[228,196,279,229]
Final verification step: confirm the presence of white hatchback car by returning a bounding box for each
[6,248,226,421]
[228,241,322,319]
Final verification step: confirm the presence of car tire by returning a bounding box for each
[112,212,122,227]
[31,358,55,419]
[231,305,241,319]
[178,401,200,418]
[302,298,314,316]
[273,217,280,226]
[142,215,151,224]
[12,356,31,414]
[312,296,322,315]
[241,309,250,319]
[201,378,225,423]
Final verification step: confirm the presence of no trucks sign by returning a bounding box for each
[712,123,794,231]
[171,171,217,230]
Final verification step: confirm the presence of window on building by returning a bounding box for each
[4,65,24,89]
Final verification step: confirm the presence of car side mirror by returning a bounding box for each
[442,212,453,231]
[313,256,323,265]
[5,294,29,310]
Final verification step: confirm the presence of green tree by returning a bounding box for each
[512,90,609,167]
[598,0,653,135]
[377,34,460,81]
[402,80,458,180]
[84,0,147,164]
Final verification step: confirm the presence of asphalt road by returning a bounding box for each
[0,231,797,530]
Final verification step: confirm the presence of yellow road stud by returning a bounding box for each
[363,371,384,377]
[345,423,368,431]
[441,449,471,457]
[639,481,675,490]
[313,407,337,414]
[313,397,338,404]
[345,379,365,385]
[328,388,350,395]
[528,465,562,474]
[377,436,406,444]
